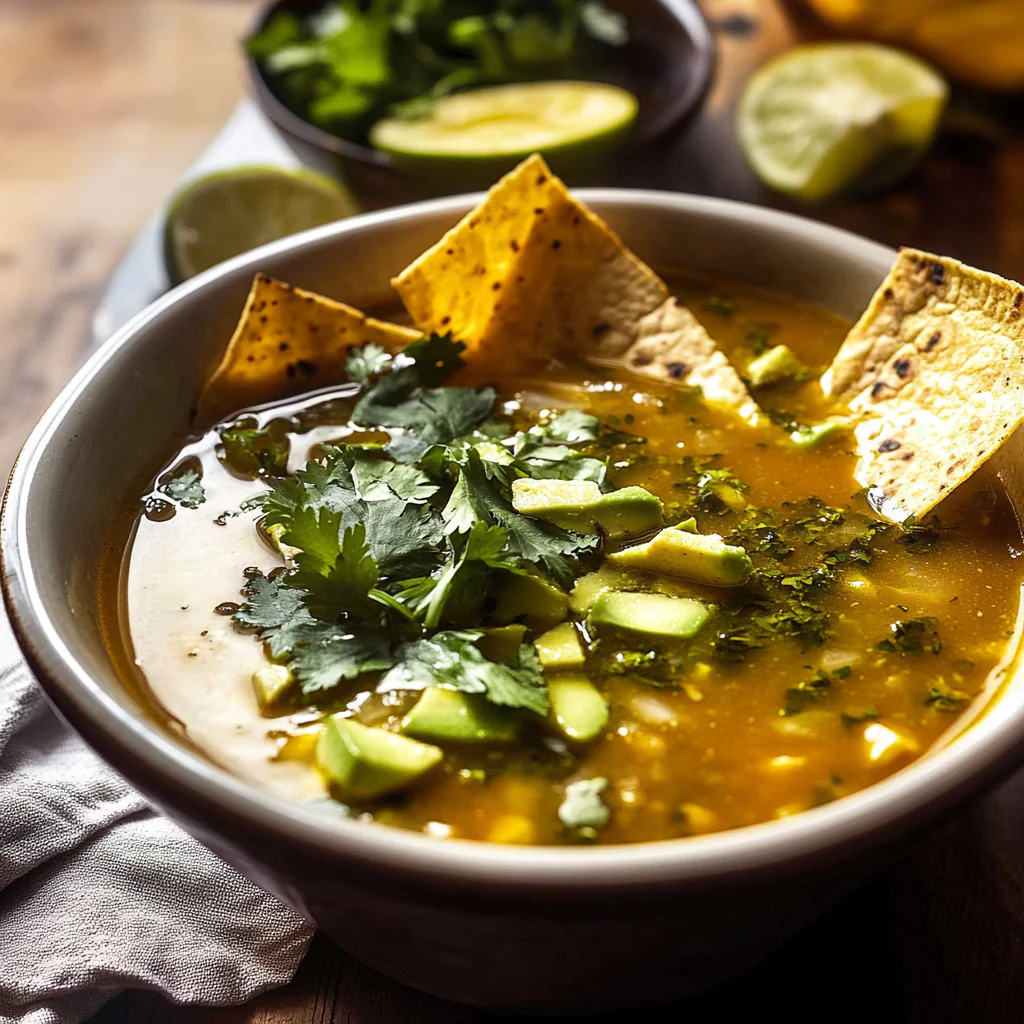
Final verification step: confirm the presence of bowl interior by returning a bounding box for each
[247,0,715,167]
[7,191,1024,887]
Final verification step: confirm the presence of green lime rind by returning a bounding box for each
[164,166,359,285]
[737,43,949,202]
[370,81,638,188]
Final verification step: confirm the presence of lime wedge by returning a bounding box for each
[164,167,358,284]
[370,81,637,185]
[737,43,948,202]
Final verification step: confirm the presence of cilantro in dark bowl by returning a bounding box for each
[244,0,715,196]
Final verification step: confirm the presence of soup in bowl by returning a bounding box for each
[5,158,1024,1011]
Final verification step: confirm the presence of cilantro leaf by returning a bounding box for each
[344,342,393,386]
[925,682,970,712]
[158,463,205,509]
[218,419,290,478]
[558,777,610,834]
[355,383,497,463]
[447,449,598,586]
[539,410,599,443]
[401,332,466,386]
[878,618,942,656]
[382,629,550,715]
[514,443,607,486]
[234,572,318,659]
[289,630,394,694]
[340,447,437,503]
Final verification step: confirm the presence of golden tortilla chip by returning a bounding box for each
[392,154,669,373]
[609,297,762,425]
[823,247,1024,522]
[196,273,419,424]
[392,154,759,423]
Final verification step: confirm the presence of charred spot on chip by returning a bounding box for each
[535,174,547,186]
[446,248,454,256]
[924,331,941,352]
[930,263,945,286]
[278,342,289,352]
[1015,291,1024,311]
[259,315,268,325]
[664,361,690,380]
[871,381,892,399]
[878,439,902,453]
[246,355,255,363]
[295,360,317,378]
[592,322,611,338]
[510,240,520,253]
[492,282,501,291]
[892,358,912,380]
[552,240,561,250]
[901,452,914,461]
[534,207,545,215]
[883,287,894,300]
[572,215,581,226]
[441,316,451,326]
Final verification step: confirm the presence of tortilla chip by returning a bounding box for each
[392,154,669,373]
[823,247,1024,522]
[610,297,761,425]
[196,273,419,423]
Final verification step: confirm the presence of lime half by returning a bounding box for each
[370,81,638,185]
[164,167,358,284]
[737,43,949,202]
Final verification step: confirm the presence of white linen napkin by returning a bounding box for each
[0,610,314,1024]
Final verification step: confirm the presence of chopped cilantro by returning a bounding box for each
[878,618,942,656]
[841,706,879,728]
[218,419,291,477]
[781,667,851,716]
[158,462,205,509]
[896,517,943,555]
[383,629,549,715]
[925,682,970,712]
[538,410,599,443]
[673,456,749,516]
[344,342,393,386]
[558,777,610,835]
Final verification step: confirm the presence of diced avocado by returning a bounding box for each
[609,528,752,587]
[316,715,442,799]
[671,517,698,533]
[476,624,527,663]
[592,486,664,539]
[510,478,603,531]
[511,478,663,539]
[535,622,586,669]
[401,689,521,744]
[789,417,849,448]
[548,675,609,742]
[491,573,569,630]
[588,590,710,640]
[746,344,807,388]
[252,663,293,710]
[569,565,633,615]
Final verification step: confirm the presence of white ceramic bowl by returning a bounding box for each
[4,191,1023,1013]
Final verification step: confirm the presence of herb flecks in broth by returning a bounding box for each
[115,279,1024,846]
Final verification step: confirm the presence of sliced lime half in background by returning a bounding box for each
[164,167,359,284]
[737,43,949,202]
[370,81,638,185]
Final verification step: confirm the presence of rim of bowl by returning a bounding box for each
[246,0,716,166]
[5,190,1024,895]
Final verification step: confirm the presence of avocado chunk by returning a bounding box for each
[252,663,294,711]
[588,590,710,640]
[316,715,442,799]
[746,344,808,388]
[549,675,609,742]
[609,528,753,587]
[476,624,528,663]
[672,517,698,533]
[511,478,663,538]
[789,417,849,449]
[593,486,664,539]
[510,479,603,531]
[401,689,521,744]
[491,573,569,630]
[569,565,633,615]
[535,622,586,669]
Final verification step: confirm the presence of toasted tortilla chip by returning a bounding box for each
[196,273,419,423]
[823,247,1024,522]
[609,297,761,425]
[392,154,669,372]
[393,154,760,424]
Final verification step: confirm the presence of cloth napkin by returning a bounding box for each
[0,611,314,1024]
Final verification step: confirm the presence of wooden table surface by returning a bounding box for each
[3,0,1024,1021]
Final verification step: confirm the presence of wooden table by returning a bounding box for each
[3,0,1024,1021]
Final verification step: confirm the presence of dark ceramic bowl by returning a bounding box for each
[5,191,1024,1013]
[246,0,716,207]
